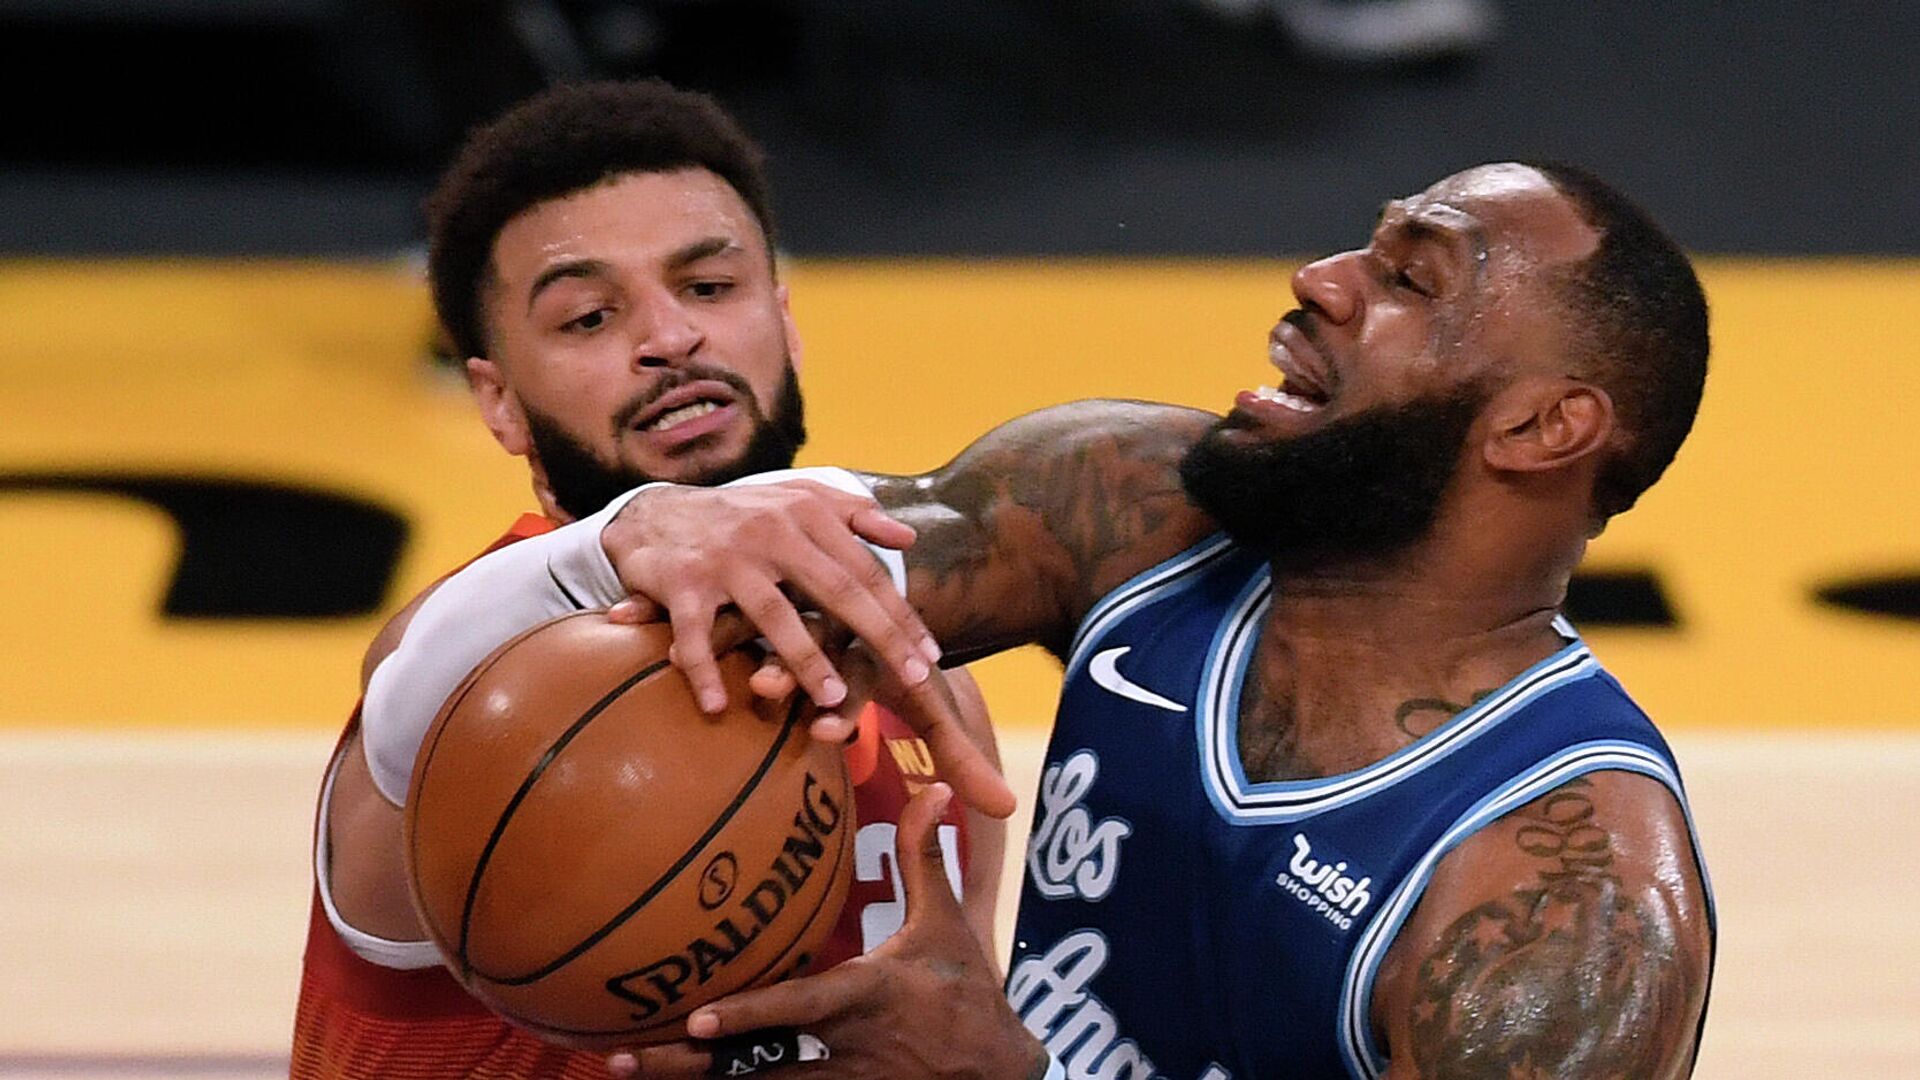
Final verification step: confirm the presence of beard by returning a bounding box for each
[524,362,808,521]
[1178,384,1488,571]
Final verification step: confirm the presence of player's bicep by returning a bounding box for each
[359,581,441,692]
[323,730,427,943]
[866,400,1218,658]
[362,526,615,802]
[1375,771,1712,1080]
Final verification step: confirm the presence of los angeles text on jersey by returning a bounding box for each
[1009,931,1230,1080]
[1027,749,1131,901]
[1013,751,1227,1080]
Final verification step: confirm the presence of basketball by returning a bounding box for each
[403,612,855,1049]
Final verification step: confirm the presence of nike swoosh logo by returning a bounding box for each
[1088,646,1188,713]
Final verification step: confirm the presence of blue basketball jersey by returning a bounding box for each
[1006,536,1714,1079]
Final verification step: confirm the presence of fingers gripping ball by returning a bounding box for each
[404,613,855,1049]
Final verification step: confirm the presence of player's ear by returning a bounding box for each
[776,284,803,372]
[467,356,532,457]
[1481,376,1613,474]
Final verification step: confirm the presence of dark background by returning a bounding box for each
[2,0,1914,256]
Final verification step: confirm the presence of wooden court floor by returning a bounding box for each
[2,728,1916,1079]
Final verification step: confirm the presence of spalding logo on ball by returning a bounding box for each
[403,612,854,1048]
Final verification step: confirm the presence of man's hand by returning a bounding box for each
[603,481,1014,818]
[603,481,931,712]
[609,783,1047,1080]
[732,621,1014,824]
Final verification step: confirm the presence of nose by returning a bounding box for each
[630,288,704,370]
[1291,250,1366,325]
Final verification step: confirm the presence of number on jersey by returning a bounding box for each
[853,822,963,951]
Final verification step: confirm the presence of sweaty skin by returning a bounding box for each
[618,397,1712,1078]
[604,165,1712,1077]
[324,165,1006,967]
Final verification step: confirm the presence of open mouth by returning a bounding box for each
[641,399,723,433]
[1250,383,1325,413]
[1256,323,1336,412]
[628,380,740,436]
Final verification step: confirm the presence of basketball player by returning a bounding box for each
[290,81,1005,1080]
[388,161,1716,1077]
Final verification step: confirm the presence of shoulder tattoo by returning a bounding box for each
[1405,778,1703,1079]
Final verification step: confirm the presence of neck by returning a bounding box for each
[1261,566,1567,707]
[1263,495,1587,649]
[1266,552,1563,648]
[527,457,576,524]
[535,492,575,524]
[1237,528,1580,781]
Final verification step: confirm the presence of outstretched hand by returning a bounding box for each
[607,783,1046,1080]
[602,481,928,712]
[603,481,1014,818]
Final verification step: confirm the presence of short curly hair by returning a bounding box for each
[1524,162,1710,522]
[426,79,776,360]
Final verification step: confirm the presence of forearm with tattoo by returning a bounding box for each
[861,401,1217,660]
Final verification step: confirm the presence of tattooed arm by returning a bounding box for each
[595,400,1215,815]
[1372,771,1714,1080]
[863,399,1219,661]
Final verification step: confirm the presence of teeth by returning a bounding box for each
[1255,385,1320,412]
[1267,343,1320,403]
[647,400,721,432]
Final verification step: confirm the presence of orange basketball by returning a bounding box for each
[403,612,854,1049]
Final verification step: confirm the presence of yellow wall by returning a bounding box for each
[2,258,1915,731]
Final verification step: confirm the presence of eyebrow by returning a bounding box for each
[1374,202,1488,265]
[524,237,746,311]
[526,258,612,312]
[667,235,743,268]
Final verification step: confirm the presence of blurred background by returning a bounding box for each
[2,2,1916,1077]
